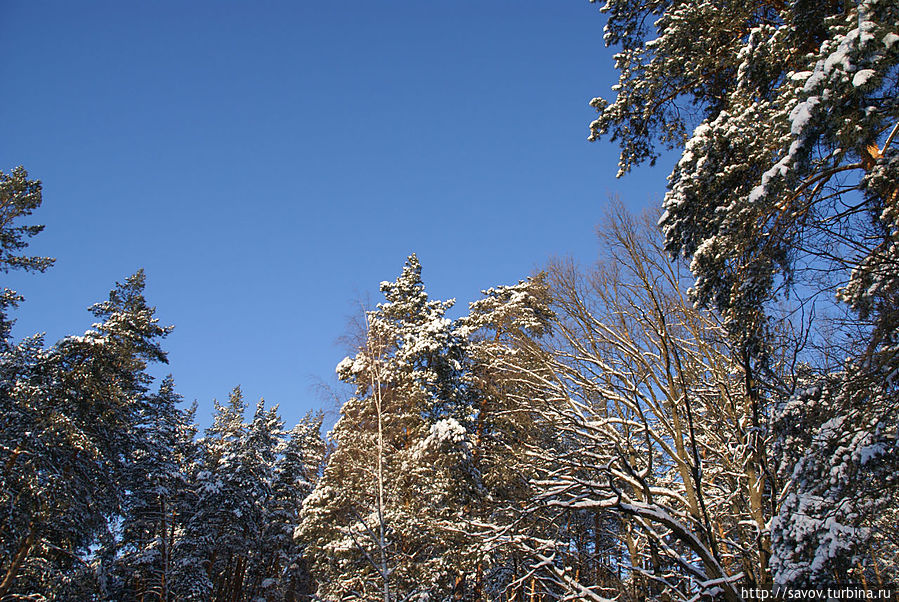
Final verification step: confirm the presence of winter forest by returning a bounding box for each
[2,1,899,600]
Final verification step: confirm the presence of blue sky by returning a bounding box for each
[1,1,671,429]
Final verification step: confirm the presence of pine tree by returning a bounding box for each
[0,271,171,599]
[589,0,899,586]
[0,166,55,346]
[457,274,558,599]
[298,254,480,601]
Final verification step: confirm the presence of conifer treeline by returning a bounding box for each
[0,168,329,600]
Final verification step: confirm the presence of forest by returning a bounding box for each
[1,0,898,600]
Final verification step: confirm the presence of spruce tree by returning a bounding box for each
[114,376,197,601]
[173,389,323,601]
[264,411,326,601]
[173,386,249,600]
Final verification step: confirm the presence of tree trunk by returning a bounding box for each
[0,523,36,599]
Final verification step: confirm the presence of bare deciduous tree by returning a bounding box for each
[490,206,786,601]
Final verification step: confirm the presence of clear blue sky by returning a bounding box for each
[1,1,670,429]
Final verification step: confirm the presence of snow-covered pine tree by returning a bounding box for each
[457,274,558,599]
[0,165,56,597]
[298,254,480,601]
[0,336,59,598]
[0,166,54,347]
[0,271,172,599]
[589,0,899,587]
